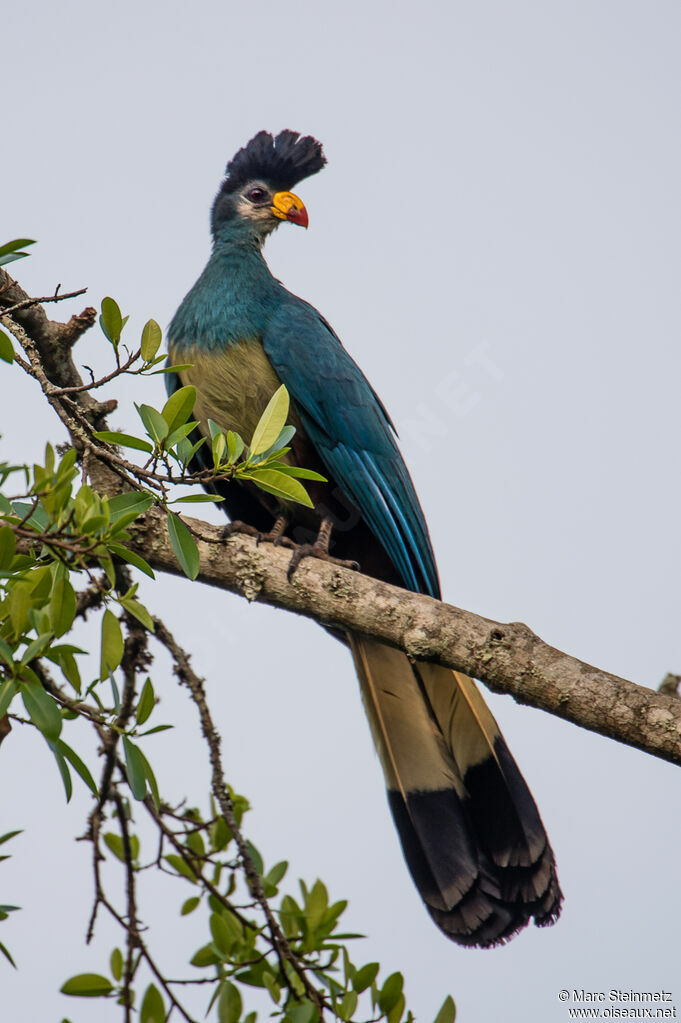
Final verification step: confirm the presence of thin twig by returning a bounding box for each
[153,618,328,1015]
[0,287,88,317]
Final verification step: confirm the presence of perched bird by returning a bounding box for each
[167,130,562,947]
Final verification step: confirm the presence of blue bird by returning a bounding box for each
[167,130,562,947]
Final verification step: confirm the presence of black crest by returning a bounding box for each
[221,130,326,194]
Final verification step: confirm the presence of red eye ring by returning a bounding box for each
[248,187,266,202]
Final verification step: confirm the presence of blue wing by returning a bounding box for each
[263,297,440,599]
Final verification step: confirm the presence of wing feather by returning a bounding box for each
[263,299,440,597]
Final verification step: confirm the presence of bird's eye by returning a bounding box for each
[247,187,266,202]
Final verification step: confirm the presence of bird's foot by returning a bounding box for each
[286,520,360,581]
[222,516,298,550]
[287,543,360,581]
[221,520,261,540]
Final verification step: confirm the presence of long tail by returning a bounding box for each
[349,635,562,947]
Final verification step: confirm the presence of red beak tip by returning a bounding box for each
[288,208,309,229]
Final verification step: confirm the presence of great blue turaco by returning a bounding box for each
[167,130,563,947]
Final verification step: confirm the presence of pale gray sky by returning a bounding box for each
[3,1,681,1021]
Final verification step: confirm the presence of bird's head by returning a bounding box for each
[211,130,326,244]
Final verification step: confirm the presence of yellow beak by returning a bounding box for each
[271,191,309,228]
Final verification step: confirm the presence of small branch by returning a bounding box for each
[153,619,327,1014]
[50,347,140,394]
[142,795,256,935]
[114,790,138,1023]
[0,287,88,318]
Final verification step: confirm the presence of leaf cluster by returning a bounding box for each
[89,298,325,580]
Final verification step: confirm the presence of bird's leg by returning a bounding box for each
[286,516,360,581]
[256,514,297,550]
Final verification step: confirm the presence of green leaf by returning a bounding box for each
[267,424,296,454]
[108,492,154,525]
[378,973,404,1014]
[167,513,199,580]
[119,595,154,631]
[190,943,220,968]
[353,962,379,993]
[0,638,15,671]
[100,609,124,679]
[388,994,405,1023]
[218,980,242,1023]
[49,575,77,637]
[110,676,121,714]
[93,431,154,454]
[108,543,155,579]
[0,680,18,717]
[140,319,163,362]
[7,583,32,637]
[0,526,16,569]
[110,947,123,982]
[134,745,160,811]
[339,991,358,1021]
[162,386,196,435]
[100,297,124,347]
[181,896,200,916]
[226,431,245,463]
[286,999,317,1023]
[21,679,62,740]
[52,648,81,693]
[54,739,98,797]
[176,435,205,468]
[122,736,147,800]
[433,995,456,1023]
[0,238,35,265]
[0,941,16,967]
[245,840,263,876]
[152,363,194,374]
[171,493,224,504]
[164,854,198,883]
[166,421,199,449]
[263,972,281,1004]
[48,741,72,801]
[249,384,290,456]
[136,677,155,725]
[140,983,166,1023]
[212,427,227,467]
[20,632,53,666]
[210,913,234,955]
[263,860,288,889]
[305,879,328,929]
[103,833,125,862]
[0,830,22,847]
[60,973,114,997]
[241,468,313,508]
[267,464,326,482]
[0,331,14,365]
[136,403,169,446]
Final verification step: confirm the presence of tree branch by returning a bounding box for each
[128,510,680,765]
[3,266,679,768]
